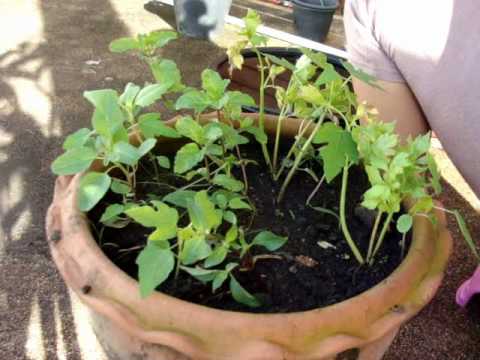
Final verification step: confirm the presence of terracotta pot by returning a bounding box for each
[46,113,452,360]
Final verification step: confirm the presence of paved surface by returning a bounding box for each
[0,1,479,359]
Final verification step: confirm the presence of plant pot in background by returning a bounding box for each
[215,47,348,114]
[173,0,232,40]
[292,0,338,42]
[46,113,452,360]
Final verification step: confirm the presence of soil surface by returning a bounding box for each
[90,140,409,313]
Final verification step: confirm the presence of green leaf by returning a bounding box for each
[135,84,169,107]
[63,128,92,150]
[187,191,222,233]
[225,91,256,108]
[228,198,251,210]
[212,174,244,192]
[341,61,382,90]
[293,55,316,83]
[181,266,218,282]
[136,244,174,298]
[138,113,180,139]
[362,184,391,210]
[175,116,205,144]
[410,196,434,214]
[78,172,112,212]
[156,155,170,169]
[150,59,182,91]
[100,204,125,223]
[174,143,204,174]
[201,69,230,101]
[119,83,141,107]
[243,9,262,38]
[224,210,237,224]
[263,53,295,71]
[299,85,326,106]
[218,123,249,149]
[453,210,480,261]
[397,214,413,234]
[109,37,139,53]
[243,126,267,145]
[112,141,140,166]
[111,180,130,195]
[230,275,261,307]
[315,123,359,182]
[51,146,97,175]
[180,234,212,265]
[175,90,210,113]
[138,138,156,158]
[212,271,229,292]
[204,246,228,268]
[84,89,124,141]
[129,203,178,240]
[213,192,228,209]
[427,154,442,195]
[149,30,177,49]
[225,225,238,243]
[252,231,287,251]
[204,123,223,142]
[315,64,343,86]
[301,48,328,68]
[163,190,196,208]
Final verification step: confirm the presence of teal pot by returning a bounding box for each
[174,0,232,40]
[292,0,338,42]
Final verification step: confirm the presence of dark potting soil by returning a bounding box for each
[89,140,411,314]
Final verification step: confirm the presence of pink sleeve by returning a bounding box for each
[344,0,405,83]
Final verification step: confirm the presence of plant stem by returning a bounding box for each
[366,211,383,262]
[370,212,394,263]
[306,174,325,206]
[235,145,249,194]
[400,232,407,259]
[277,115,325,203]
[272,104,289,172]
[275,119,313,181]
[253,48,273,174]
[339,163,365,265]
[204,157,211,181]
[179,163,228,191]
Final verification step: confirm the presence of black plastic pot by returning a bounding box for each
[215,47,348,114]
[292,0,338,42]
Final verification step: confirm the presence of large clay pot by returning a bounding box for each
[46,113,452,359]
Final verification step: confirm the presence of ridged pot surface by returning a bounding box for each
[46,113,452,359]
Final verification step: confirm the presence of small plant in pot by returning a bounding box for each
[46,10,475,359]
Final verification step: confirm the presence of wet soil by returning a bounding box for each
[89,141,410,313]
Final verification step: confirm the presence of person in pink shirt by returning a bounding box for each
[343,0,480,306]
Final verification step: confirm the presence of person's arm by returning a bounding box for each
[343,0,430,140]
[352,78,430,141]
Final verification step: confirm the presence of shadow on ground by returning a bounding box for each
[0,1,135,358]
[0,0,225,358]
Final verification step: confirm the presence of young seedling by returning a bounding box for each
[125,190,285,306]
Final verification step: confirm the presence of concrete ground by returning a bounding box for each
[0,1,479,359]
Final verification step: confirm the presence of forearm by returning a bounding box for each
[353,78,430,141]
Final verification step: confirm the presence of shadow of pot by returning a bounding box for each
[45,113,452,359]
[292,0,338,42]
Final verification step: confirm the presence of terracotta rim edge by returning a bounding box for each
[45,113,452,359]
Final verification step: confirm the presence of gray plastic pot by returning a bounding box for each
[292,0,338,42]
[174,0,232,40]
